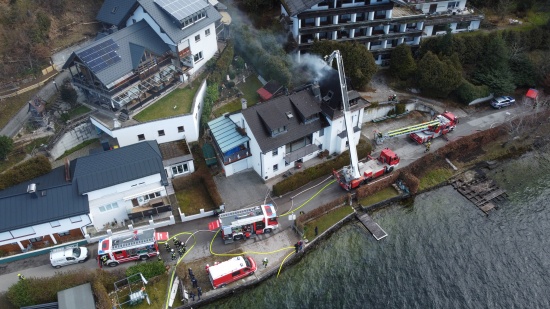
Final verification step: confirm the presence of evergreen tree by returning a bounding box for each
[0,135,14,160]
[389,44,416,80]
[416,51,462,98]
[473,35,515,95]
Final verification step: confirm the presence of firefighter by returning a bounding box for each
[192,277,198,288]
[189,291,195,301]
[157,254,162,261]
[18,274,25,280]
[188,268,194,278]
[197,287,202,300]
[164,242,171,252]
[171,249,176,261]
[263,258,268,268]
[425,141,432,152]
[100,254,108,266]
[178,247,184,257]
[173,238,181,248]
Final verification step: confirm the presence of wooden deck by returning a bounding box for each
[357,213,388,240]
[451,175,507,214]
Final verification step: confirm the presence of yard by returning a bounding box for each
[175,182,216,214]
[67,104,91,118]
[213,75,263,118]
[358,187,400,207]
[133,85,199,123]
[119,273,182,309]
[303,206,354,241]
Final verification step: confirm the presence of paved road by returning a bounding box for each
[0,105,519,293]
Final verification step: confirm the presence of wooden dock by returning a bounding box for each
[357,213,388,240]
[450,175,507,214]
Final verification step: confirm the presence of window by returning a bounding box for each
[50,221,60,228]
[271,126,286,137]
[205,29,210,36]
[98,203,119,213]
[172,163,189,175]
[178,126,185,132]
[193,51,203,63]
[58,231,70,237]
[158,130,165,136]
[143,192,161,201]
[232,270,241,277]
[138,134,145,141]
[272,149,278,156]
[448,1,459,9]
[195,34,200,42]
[319,129,324,137]
[273,164,278,171]
[29,236,44,243]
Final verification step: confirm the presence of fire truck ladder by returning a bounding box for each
[219,206,261,220]
[112,235,156,250]
[375,119,441,144]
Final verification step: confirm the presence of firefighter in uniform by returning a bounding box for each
[171,249,176,260]
[100,254,108,266]
[164,242,171,252]
[178,246,184,257]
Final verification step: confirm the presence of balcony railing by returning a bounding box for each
[128,204,172,220]
[223,147,251,165]
[284,144,320,163]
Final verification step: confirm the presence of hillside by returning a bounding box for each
[0,0,104,82]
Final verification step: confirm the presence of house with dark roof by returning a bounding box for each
[0,163,91,253]
[73,140,171,231]
[208,69,367,179]
[280,0,483,66]
[64,0,222,110]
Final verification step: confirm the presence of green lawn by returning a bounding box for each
[175,182,216,214]
[133,85,199,122]
[303,206,354,240]
[358,187,400,207]
[67,104,91,118]
[418,168,455,191]
[212,75,263,118]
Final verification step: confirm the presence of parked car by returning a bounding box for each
[50,245,89,268]
[490,96,515,109]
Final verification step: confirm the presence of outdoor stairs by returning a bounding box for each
[118,112,129,122]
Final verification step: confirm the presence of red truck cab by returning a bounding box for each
[208,256,257,289]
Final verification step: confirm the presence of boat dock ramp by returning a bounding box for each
[356,212,388,240]
[450,175,507,214]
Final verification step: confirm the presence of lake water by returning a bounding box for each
[205,152,550,309]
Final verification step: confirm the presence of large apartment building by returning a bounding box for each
[280,0,484,65]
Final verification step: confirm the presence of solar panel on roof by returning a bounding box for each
[79,38,121,73]
[155,0,208,22]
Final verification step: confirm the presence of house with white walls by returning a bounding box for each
[208,69,367,180]
[280,0,483,65]
[72,141,172,231]
[0,164,90,253]
[65,0,221,110]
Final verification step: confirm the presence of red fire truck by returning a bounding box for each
[409,112,458,144]
[333,148,400,191]
[97,229,168,267]
[208,256,257,289]
[208,205,279,244]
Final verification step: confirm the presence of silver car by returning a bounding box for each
[490,96,515,109]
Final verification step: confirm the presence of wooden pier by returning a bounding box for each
[450,175,507,214]
[357,213,388,240]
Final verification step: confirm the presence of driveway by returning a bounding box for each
[213,169,270,211]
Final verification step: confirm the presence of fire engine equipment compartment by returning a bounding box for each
[97,229,166,267]
[50,244,89,268]
[208,256,257,289]
[209,205,279,244]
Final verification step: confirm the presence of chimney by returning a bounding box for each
[311,81,321,101]
[241,98,247,110]
[27,183,38,198]
[65,158,71,181]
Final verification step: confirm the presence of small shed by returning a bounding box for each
[257,80,283,101]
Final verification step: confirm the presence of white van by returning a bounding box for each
[50,245,89,268]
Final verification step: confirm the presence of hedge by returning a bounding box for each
[6,268,126,308]
[272,139,372,196]
[125,260,166,280]
[0,155,51,190]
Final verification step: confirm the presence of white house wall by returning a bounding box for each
[165,159,196,178]
[182,24,218,75]
[85,174,165,229]
[0,215,91,247]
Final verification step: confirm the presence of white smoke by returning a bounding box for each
[291,53,334,85]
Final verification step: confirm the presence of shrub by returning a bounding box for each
[125,260,166,280]
[92,280,111,309]
[0,155,51,190]
[454,80,490,105]
[0,135,14,160]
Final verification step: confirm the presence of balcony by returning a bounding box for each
[284,144,320,163]
[127,196,173,221]
[223,146,251,165]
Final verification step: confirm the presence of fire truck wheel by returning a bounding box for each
[108,262,118,267]
[140,255,149,261]
[387,166,394,173]
[220,284,227,288]
[264,228,272,234]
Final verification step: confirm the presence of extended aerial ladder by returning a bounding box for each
[324,50,360,181]
[374,119,441,144]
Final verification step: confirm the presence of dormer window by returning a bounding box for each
[286,111,293,119]
[271,126,287,137]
